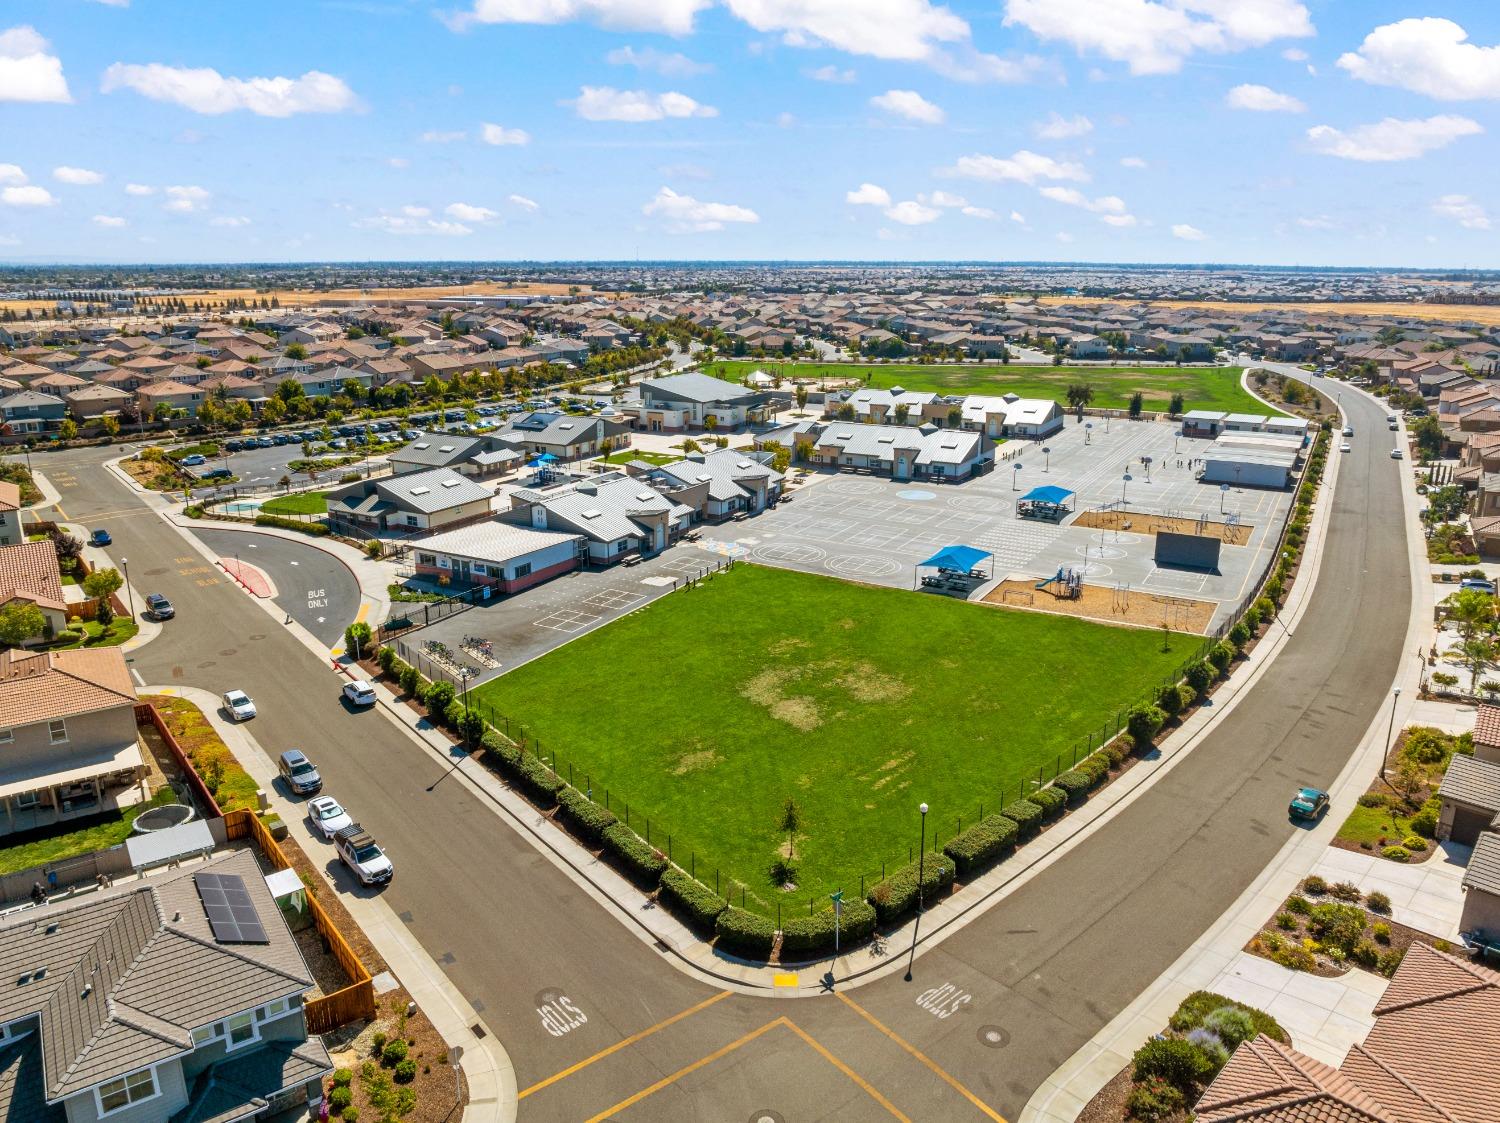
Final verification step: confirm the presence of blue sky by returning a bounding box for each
[1,0,1499,266]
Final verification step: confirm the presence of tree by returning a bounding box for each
[894,403,910,425]
[58,418,78,442]
[100,414,120,437]
[0,601,45,647]
[1452,634,1495,691]
[1411,414,1444,460]
[1168,392,1185,416]
[778,798,801,862]
[284,343,308,360]
[704,415,719,433]
[1447,588,1495,643]
[794,385,808,413]
[1128,391,1144,418]
[1065,384,1094,419]
[83,567,124,614]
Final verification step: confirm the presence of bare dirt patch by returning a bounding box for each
[671,749,723,775]
[1033,293,1500,328]
[1073,508,1251,545]
[835,663,912,703]
[770,696,822,731]
[984,579,1216,634]
[767,636,811,656]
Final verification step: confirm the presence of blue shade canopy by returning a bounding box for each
[917,545,992,571]
[527,452,559,465]
[1021,484,1074,504]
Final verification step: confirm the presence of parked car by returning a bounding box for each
[1390,448,1403,459]
[307,795,353,840]
[1342,426,1353,437]
[1288,786,1330,821]
[1340,443,1352,453]
[277,748,322,796]
[89,528,112,547]
[1461,577,1497,594]
[222,689,257,721]
[180,454,207,467]
[256,437,274,448]
[334,824,393,885]
[341,679,377,707]
[145,592,174,619]
[202,467,232,480]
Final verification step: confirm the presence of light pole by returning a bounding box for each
[904,801,929,982]
[1042,446,1051,472]
[1012,462,1023,491]
[1121,472,1132,510]
[459,666,473,750]
[1219,482,1230,515]
[1084,422,1093,446]
[1381,686,1401,782]
[1142,455,1152,483]
[120,557,136,621]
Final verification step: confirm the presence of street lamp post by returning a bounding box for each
[1381,686,1402,783]
[120,557,136,621]
[459,667,474,750]
[1142,455,1152,483]
[904,802,929,982]
[1012,462,1023,491]
[1042,446,1051,472]
[1219,482,1230,515]
[1121,472,1132,510]
[1084,422,1092,445]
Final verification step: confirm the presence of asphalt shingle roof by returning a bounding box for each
[1438,753,1500,814]
[1461,830,1500,897]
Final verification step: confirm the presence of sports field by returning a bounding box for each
[472,565,1184,910]
[706,360,1269,414]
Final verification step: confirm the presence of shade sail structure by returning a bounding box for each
[917,545,992,572]
[1021,484,1074,505]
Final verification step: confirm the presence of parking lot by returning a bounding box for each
[386,545,728,686]
[693,417,1295,629]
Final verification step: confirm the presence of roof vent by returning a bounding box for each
[635,491,655,502]
[80,984,92,1000]
[581,509,602,519]
[172,911,181,922]
[410,486,431,495]
[413,442,430,450]
[442,479,460,488]
[696,474,712,482]
[45,922,59,935]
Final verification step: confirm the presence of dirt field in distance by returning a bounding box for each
[1030,294,1500,328]
[984,578,1216,634]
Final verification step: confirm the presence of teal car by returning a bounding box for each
[1289,787,1330,821]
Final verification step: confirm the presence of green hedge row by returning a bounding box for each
[780,897,878,957]
[867,853,956,925]
[602,823,667,884]
[254,514,329,536]
[943,814,1019,877]
[1002,799,1043,838]
[715,906,776,958]
[514,753,562,807]
[480,729,520,769]
[1053,770,1092,802]
[1032,785,1066,819]
[557,785,617,843]
[658,868,727,932]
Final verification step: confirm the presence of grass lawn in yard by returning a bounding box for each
[145,694,261,813]
[472,564,1185,911]
[48,618,139,650]
[599,449,680,466]
[259,490,328,516]
[707,360,1274,415]
[0,787,174,875]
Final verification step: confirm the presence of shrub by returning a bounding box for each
[658,868,727,931]
[1207,640,1234,674]
[557,785,617,843]
[377,646,398,673]
[1307,902,1365,954]
[865,854,956,924]
[1103,741,1129,767]
[1184,661,1214,696]
[1377,948,1406,977]
[1185,1028,1230,1073]
[1125,1077,1185,1122]
[602,823,667,885]
[1001,799,1043,838]
[424,680,455,715]
[943,814,1019,877]
[344,621,373,660]
[1201,1007,1258,1052]
[480,729,519,769]
[1078,754,1111,786]
[1052,770,1092,803]
[1401,727,1449,765]
[443,699,467,730]
[1357,792,1387,808]
[1328,880,1362,901]
[458,708,485,746]
[397,664,420,696]
[332,1069,353,1088]
[1131,1037,1216,1090]
[1371,921,1392,944]
[1285,894,1311,915]
[393,1058,417,1083]
[514,753,562,807]
[1254,596,1276,622]
[1175,683,1197,713]
[1156,683,1183,716]
[1169,991,1288,1044]
[1229,620,1252,650]
[1382,845,1411,863]
[1127,703,1166,748]
[381,1039,408,1066]
[715,906,775,958]
[1031,785,1066,819]
[780,897,878,956]
[1401,835,1426,852]
[254,513,329,536]
[1409,806,1439,839]
[1366,891,1391,914]
[1351,940,1380,968]
[1275,911,1297,930]
[371,1032,386,1054]
[342,1108,359,1122]
[328,1087,353,1112]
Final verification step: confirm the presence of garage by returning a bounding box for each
[1450,804,1496,846]
[1437,753,1500,843]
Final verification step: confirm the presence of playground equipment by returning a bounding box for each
[1036,567,1083,600]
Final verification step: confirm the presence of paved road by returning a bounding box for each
[30,377,1412,1122]
[191,528,362,647]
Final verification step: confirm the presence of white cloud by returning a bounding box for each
[163,184,210,212]
[923,190,968,208]
[400,205,430,217]
[1034,111,1092,138]
[91,214,126,227]
[940,149,1088,185]
[1296,215,1336,230]
[726,0,970,65]
[445,202,498,222]
[54,165,104,185]
[870,88,945,124]
[1055,231,1073,243]
[507,194,540,211]
[1172,223,1207,240]
[806,64,856,83]
[1010,210,1026,224]
[100,63,358,116]
[480,122,531,145]
[1038,185,1130,220]
[124,183,155,196]
[642,185,758,232]
[606,45,712,77]
[0,26,71,103]
[0,164,25,185]
[1003,0,1314,76]
[421,129,467,143]
[1120,155,1147,168]
[1306,115,1482,162]
[88,0,131,6]
[209,215,251,227]
[1338,19,1500,101]
[387,156,410,168]
[960,205,997,219]
[1,185,56,206]
[450,0,709,35]
[884,199,940,225]
[1101,214,1137,227]
[358,210,473,236]
[776,111,796,128]
[846,183,892,207]
[569,86,717,121]
[1432,194,1491,230]
[1225,83,1304,112]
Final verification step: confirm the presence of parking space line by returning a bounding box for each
[836,993,1007,1123]
[519,990,732,1100]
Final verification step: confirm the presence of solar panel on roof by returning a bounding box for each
[194,872,269,945]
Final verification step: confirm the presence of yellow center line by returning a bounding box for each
[837,992,1008,1123]
[782,1018,912,1122]
[519,990,732,1100]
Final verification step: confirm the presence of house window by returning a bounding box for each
[513,562,532,579]
[416,553,436,567]
[13,791,40,809]
[192,1023,220,1045]
[405,515,419,527]
[615,541,629,555]
[258,998,290,1022]
[48,719,67,745]
[225,1011,258,1049]
[98,1068,157,1115]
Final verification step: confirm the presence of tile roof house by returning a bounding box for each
[0,540,68,645]
[0,646,145,837]
[0,480,21,548]
[0,848,332,1123]
[1197,943,1500,1123]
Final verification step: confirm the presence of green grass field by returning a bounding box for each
[259,490,328,516]
[708,360,1273,415]
[473,565,1185,910]
[599,449,679,466]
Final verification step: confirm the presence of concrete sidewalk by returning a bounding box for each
[145,684,517,1123]
[1309,842,1471,939]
